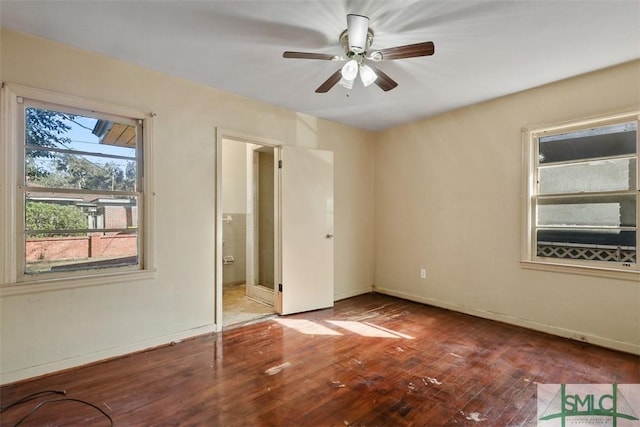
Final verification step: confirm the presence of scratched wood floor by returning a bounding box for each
[1,293,638,426]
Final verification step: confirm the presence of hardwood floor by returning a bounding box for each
[1,293,638,426]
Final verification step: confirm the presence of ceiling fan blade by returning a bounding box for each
[378,41,435,60]
[283,51,339,61]
[315,70,343,93]
[369,66,398,91]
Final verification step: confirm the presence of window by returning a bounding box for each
[1,84,153,287]
[522,111,639,278]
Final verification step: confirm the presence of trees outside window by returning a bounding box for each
[21,103,143,276]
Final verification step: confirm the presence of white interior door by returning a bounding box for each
[278,146,334,315]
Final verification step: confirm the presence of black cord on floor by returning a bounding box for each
[13,397,114,426]
[1,390,114,426]
[0,390,66,412]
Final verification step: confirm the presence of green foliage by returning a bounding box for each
[25,107,75,180]
[31,156,136,192]
[26,202,87,237]
[26,156,50,180]
[26,107,73,149]
[25,107,137,191]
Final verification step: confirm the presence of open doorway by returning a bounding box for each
[215,130,335,330]
[220,137,276,328]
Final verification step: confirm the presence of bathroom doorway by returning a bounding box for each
[215,129,335,330]
[220,137,276,328]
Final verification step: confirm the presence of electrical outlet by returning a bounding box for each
[420,268,427,279]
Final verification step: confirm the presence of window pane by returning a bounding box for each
[537,194,636,227]
[25,107,137,190]
[538,158,636,194]
[531,116,638,269]
[539,122,636,164]
[25,193,139,274]
[536,230,635,263]
[25,234,138,274]
[26,149,137,191]
[537,229,635,247]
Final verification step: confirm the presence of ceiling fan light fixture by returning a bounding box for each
[338,76,355,89]
[359,64,377,87]
[341,59,359,81]
[346,14,369,53]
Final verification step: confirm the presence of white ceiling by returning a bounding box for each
[1,0,639,131]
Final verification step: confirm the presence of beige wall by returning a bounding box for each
[0,29,375,383]
[221,140,249,285]
[221,139,249,215]
[374,60,640,354]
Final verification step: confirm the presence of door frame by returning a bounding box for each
[247,146,277,304]
[214,128,282,332]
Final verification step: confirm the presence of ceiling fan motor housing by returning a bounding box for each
[344,14,374,55]
[340,29,374,58]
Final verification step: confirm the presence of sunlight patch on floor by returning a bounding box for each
[327,320,414,339]
[275,318,414,339]
[274,319,343,336]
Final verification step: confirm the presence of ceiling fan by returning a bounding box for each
[283,14,435,93]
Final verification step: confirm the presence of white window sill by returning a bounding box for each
[521,260,640,282]
[0,269,156,297]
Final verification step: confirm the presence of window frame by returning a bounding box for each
[521,109,640,281]
[1,83,155,294]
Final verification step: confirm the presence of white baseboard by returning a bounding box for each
[335,285,373,302]
[374,286,639,356]
[0,323,217,385]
